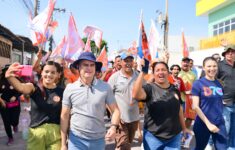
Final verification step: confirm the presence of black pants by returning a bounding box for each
[0,106,21,138]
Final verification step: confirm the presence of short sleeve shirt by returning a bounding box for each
[168,75,186,92]
[217,60,235,103]
[143,83,182,140]
[108,70,139,123]
[62,78,115,140]
[178,70,196,101]
[30,85,64,128]
[192,77,224,125]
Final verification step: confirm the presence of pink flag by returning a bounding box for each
[148,20,161,58]
[50,36,67,58]
[29,0,56,46]
[64,14,85,61]
[128,41,138,55]
[182,31,189,57]
[41,51,52,64]
[45,20,58,40]
[97,46,108,69]
[84,26,103,49]
[84,34,92,52]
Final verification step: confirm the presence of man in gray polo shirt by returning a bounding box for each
[60,52,120,150]
[108,51,139,150]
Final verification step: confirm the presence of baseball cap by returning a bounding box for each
[120,51,134,60]
[182,57,191,62]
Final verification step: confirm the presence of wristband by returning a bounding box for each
[110,124,119,130]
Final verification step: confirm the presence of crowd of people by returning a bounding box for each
[0,44,235,150]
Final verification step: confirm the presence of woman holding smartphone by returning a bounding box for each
[5,61,64,150]
[192,57,227,150]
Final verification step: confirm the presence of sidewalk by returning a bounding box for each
[0,103,29,149]
[0,132,26,150]
[0,106,142,150]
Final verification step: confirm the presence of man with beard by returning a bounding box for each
[178,57,196,129]
[108,51,139,150]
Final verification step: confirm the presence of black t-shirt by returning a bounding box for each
[0,79,21,103]
[217,60,235,103]
[143,83,182,140]
[30,85,64,128]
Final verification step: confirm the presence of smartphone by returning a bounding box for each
[16,65,33,77]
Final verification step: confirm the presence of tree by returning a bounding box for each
[82,38,108,56]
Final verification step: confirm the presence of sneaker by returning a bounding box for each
[13,126,18,133]
[7,138,13,146]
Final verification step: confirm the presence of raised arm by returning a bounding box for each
[5,63,34,95]
[32,48,43,72]
[132,72,147,100]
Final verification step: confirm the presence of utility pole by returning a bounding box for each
[34,0,39,17]
[164,0,169,50]
[49,8,66,51]
[156,0,169,50]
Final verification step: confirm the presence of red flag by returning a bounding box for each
[97,47,108,69]
[50,36,67,58]
[45,20,58,40]
[182,31,189,57]
[29,0,56,46]
[137,11,151,61]
[84,34,92,52]
[84,26,103,49]
[64,14,85,61]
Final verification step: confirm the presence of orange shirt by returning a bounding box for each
[64,68,79,83]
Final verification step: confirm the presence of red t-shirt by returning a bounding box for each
[168,75,186,92]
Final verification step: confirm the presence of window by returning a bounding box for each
[232,24,235,30]
[232,18,235,23]
[225,25,230,32]
[213,17,235,36]
[225,20,230,25]
[219,22,224,27]
[213,24,218,29]
[213,30,218,36]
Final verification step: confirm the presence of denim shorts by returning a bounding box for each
[143,129,181,150]
[68,131,105,150]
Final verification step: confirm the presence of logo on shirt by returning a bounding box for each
[53,96,61,102]
[203,86,223,96]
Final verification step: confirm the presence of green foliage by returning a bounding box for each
[82,38,108,56]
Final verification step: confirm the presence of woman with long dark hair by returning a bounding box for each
[0,64,21,145]
[5,61,64,150]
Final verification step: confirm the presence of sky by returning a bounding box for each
[0,0,208,53]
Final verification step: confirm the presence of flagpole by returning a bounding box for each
[164,0,169,50]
